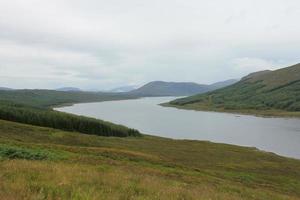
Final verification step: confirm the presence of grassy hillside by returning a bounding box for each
[0,89,136,108]
[0,119,300,199]
[167,63,300,116]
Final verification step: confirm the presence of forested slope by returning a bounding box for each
[0,101,140,137]
[0,90,140,137]
[169,63,300,114]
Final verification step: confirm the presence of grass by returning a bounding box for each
[0,144,67,160]
[1,119,300,199]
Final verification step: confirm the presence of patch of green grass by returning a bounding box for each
[0,144,68,161]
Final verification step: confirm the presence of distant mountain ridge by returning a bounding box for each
[0,87,13,91]
[128,79,238,96]
[169,63,300,114]
[55,87,81,92]
[207,79,238,91]
[108,85,137,93]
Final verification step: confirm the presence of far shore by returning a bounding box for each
[161,103,300,119]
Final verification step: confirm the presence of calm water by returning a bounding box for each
[56,97,300,159]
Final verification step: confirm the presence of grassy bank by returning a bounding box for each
[162,103,300,118]
[1,119,300,199]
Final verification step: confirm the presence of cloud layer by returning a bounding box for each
[0,0,299,89]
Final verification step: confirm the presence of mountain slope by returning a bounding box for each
[169,63,300,115]
[129,80,237,96]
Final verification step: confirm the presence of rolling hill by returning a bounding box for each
[129,79,237,96]
[0,89,136,108]
[168,63,300,116]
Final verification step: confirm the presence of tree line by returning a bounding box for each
[0,101,140,137]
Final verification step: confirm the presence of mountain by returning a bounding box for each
[128,79,237,97]
[169,63,300,114]
[0,87,13,91]
[108,85,137,93]
[128,81,207,96]
[55,87,81,92]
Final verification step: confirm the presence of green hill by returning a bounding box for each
[0,89,136,108]
[168,63,300,116]
[1,119,300,199]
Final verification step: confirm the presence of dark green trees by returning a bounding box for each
[0,101,140,137]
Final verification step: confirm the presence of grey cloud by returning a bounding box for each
[0,0,299,90]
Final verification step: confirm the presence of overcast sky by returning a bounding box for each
[0,0,299,90]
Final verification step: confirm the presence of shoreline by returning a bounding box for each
[51,96,141,110]
[161,103,300,119]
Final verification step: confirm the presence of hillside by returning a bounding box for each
[0,90,140,137]
[1,119,300,199]
[129,79,237,96]
[0,101,140,137]
[0,89,136,108]
[168,63,300,116]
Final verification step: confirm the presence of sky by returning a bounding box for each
[0,0,299,90]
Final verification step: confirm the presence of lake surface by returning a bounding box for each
[56,97,300,159]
